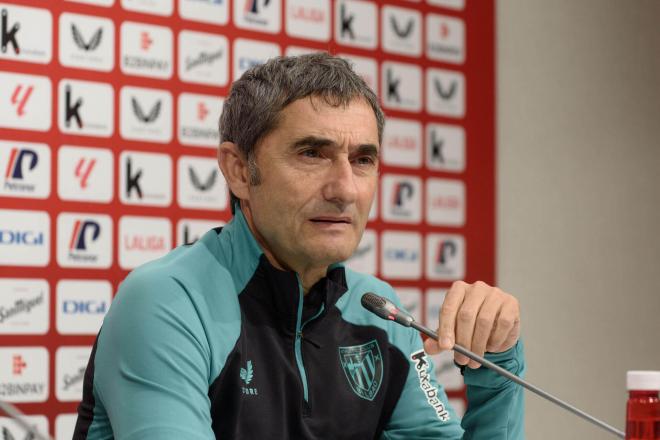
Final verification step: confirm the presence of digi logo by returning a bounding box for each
[0,209,50,267]
[178,93,223,148]
[57,213,112,268]
[0,4,52,64]
[426,68,465,118]
[382,6,422,57]
[233,38,281,80]
[58,79,114,137]
[380,231,422,280]
[56,280,112,335]
[381,62,422,112]
[0,142,50,199]
[120,86,172,143]
[234,0,281,34]
[381,118,422,168]
[60,13,114,72]
[334,0,377,50]
[58,146,113,203]
[179,0,228,25]
[425,234,465,281]
[0,72,51,132]
[286,0,330,42]
[426,13,465,64]
[177,156,228,211]
[381,174,422,224]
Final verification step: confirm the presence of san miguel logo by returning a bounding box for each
[338,340,383,401]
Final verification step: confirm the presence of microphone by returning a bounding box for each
[0,399,53,440]
[360,292,625,439]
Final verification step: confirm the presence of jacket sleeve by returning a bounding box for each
[381,329,525,440]
[88,271,224,440]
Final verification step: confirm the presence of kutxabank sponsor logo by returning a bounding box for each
[0,209,49,267]
[380,231,421,280]
[119,150,173,207]
[57,213,113,268]
[0,279,49,335]
[233,38,281,80]
[381,174,422,224]
[178,30,228,87]
[235,0,281,34]
[426,13,465,64]
[122,0,173,16]
[425,233,465,281]
[345,229,376,275]
[426,68,465,118]
[120,86,173,143]
[58,145,114,203]
[381,62,422,112]
[334,0,376,49]
[56,346,92,401]
[381,118,422,168]
[0,3,52,64]
[0,141,50,199]
[286,0,330,42]
[177,218,224,246]
[382,5,421,57]
[0,72,51,132]
[0,415,49,440]
[59,12,114,72]
[56,279,111,335]
[426,178,465,226]
[119,216,172,269]
[178,93,223,148]
[0,347,49,403]
[179,0,228,26]
[178,156,228,210]
[121,21,173,79]
[58,79,114,137]
[426,123,465,172]
[410,350,450,421]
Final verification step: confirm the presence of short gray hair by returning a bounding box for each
[219,52,385,212]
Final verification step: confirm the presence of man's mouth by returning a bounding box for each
[310,217,352,224]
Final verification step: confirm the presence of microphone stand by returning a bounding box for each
[0,399,53,440]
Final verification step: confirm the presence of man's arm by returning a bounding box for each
[85,269,236,440]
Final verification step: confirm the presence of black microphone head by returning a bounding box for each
[361,292,414,327]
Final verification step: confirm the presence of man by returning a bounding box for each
[74,53,524,439]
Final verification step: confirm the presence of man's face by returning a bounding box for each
[245,96,379,273]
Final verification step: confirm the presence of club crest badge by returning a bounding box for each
[338,339,383,401]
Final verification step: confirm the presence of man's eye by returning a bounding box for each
[301,149,320,158]
[355,156,376,166]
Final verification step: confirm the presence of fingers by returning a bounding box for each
[466,287,502,368]
[453,281,489,366]
[487,299,520,352]
[437,281,467,351]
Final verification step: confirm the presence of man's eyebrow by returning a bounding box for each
[289,136,336,149]
[354,144,380,157]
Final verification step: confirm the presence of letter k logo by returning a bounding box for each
[340,4,354,39]
[387,69,401,103]
[1,8,20,55]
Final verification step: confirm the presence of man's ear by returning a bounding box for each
[218,141,250,201]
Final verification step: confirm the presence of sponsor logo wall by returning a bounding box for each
[0,0,495,437]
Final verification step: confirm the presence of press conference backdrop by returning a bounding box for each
[0,0,495,437]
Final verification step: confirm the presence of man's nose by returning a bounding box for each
[322,157,358,208]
